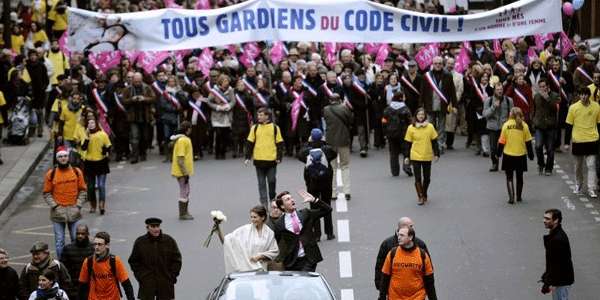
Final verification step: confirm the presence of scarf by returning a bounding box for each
[95,250,109,262]
[34,285,59,300]
[33,256,51,270]
[68,101,81,112]
[415,121,429,128]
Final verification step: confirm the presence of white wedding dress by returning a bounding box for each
[223,224,279,273]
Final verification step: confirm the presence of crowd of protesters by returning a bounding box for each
[0,0,596,299]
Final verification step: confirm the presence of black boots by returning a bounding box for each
[178,201,194,220]
[415,182,425,205]
[506,180,515,204]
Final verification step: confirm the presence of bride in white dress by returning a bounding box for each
[223,206,279,273]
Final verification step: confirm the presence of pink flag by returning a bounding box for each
[375,44,390,66]
[324,42,337,67]
[164,0,182,8]
[414,43,440,71]
[462,41,472,53]
[138,51,171,74]
[174,49,192,70]
[239,54,255,68]
[89,51,122,74]
[197,48,214,77]
[243,42,261,60]
[340,43,355,51]
[559,32,573,58]
[493,39,502,58]
[195,0,210,9]
[58,31,70,58]
[226,44,237,55]
[527,47,538,63]
[364,43,382,56]
[454,47,471,74]
[270,41,286,65]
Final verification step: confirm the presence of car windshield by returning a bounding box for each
[219,275,333,300]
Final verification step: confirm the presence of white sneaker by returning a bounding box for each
[589,190,598,198]
[574,185,582,195]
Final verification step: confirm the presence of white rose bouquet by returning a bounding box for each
[203,210,227,247]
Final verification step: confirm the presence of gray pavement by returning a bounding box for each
[1,136,600,299]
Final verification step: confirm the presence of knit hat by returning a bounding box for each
[56,146,69,158]
[311,128,323,141]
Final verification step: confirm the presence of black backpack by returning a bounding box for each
[86,255,122,297]
[384,106,409,139]
[305,148,330,183]
[388,246,427,274]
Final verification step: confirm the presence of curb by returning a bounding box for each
[0,140,51,215]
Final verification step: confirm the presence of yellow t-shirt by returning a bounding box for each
[498,119,532,156]
[566,101,600,143]
[32,30,48,45]
[171,136,194,177]
[85,130,111,161]
[72,125,87,158]
[589,84,599,103]
[47,51,69,85]
[11,34,24,54]
[247,123,283,162]
[60,105,83,141]
[0,91,6,124]
[404,123,438,161]
[48,6,68,31]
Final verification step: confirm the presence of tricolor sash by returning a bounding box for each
[278,82,288,94]
[254,91,268,106]
[290,91,306,131]
[401,75,420,95]
[470,76,485,102]
[343,94,354,109]
[90,88,112,135]
[548,70,568,99]
[91,88,108,114]
[183,75,197,87]
[302,80,318,97]
[321,83,334,98]
[210,87,231,105]
[188,99,207,123]
[235,93,253,126]
[495,61,511,75]
[576,66,593,83]
[425,71,448,104]
[152,81,181,109]
[513,88,529,106]
[336,76,343,86]
[113,92,127,113]
[242,77,258,95]
[352,79,367,96]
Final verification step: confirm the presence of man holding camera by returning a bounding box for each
[122,72,156,164]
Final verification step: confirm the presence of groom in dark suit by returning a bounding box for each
[273,190,332,272]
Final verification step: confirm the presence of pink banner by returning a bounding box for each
[243,42,261,60]
[324,42,337,67]
[122,50,141,63]
[89,51,122,74]
[462,41,472,53]
[375,44,390,66]
[559,32,573,58]
[340,43,355,51]
[527,47,538,64]
[138,51,171,74]
[414,43,440,71]
[455,47,471,74]
[364,43,383,56]
[226,44,237,55]
[195,0,210,9]
[493,39,502,58]
[197,48,214,77]
[534,33,553,51]
[58,31,70,57]
[270,41,286,65]
[174,49,192,71]
[163,0,182,8]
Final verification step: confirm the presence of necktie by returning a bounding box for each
[291,212,301,235]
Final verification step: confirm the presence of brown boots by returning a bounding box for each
[178,201,194,220]
[415,183,425,205]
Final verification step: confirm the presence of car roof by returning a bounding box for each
[227,271,322,280]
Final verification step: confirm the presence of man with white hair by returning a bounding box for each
[374,217,430,291]
[445,57,464,149]
[340,49,360,72]
[419,56,457,152]
[122,72,157,163]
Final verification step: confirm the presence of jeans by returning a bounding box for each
[536,129,556,172]
[177,176,190,201]
[86,173,107,209]
[428,111,446,148]
[255,165,277,208]
[552,286,570,300]
[130,122,150,159]
[53,220,79,259]
[574,155,596,192]
[331,146,351,196]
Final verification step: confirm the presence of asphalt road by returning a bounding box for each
[1,135,600,300]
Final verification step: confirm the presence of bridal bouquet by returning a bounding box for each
[203,210,227,247]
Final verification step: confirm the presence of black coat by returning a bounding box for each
[297,140,338,188]
[0,266,19,300]
[374,233,429,290]
[128,232,182,299]
[542,225,574,286]
[419,70,457,113]
[19,259,71,300]
[273,200,332,268]
[25,61,49,109]
[60,240,94,298]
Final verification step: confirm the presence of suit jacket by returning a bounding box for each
[273,200,332,268]
[419,70,457,113]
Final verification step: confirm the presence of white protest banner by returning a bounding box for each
[67,0,562,53]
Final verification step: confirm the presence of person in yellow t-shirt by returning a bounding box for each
[404,108,440,205]
[26,22,49,50]
[588,71,600,103]
[82,118,111,215]
[566,87,600,198]
[498,107,534,204]
[58,91,85,156]
[171,121,194,220]
[47,1,68,38]
[10,25,25,54]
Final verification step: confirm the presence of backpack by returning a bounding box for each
[305,148,330,183]
[252,123,279,147]
[384,103,410,139]
[86,255,122,297]
[49,166,82,183]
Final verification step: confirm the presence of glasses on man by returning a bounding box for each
[93,242,105,246]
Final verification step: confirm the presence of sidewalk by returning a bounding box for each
[0,132,50,214]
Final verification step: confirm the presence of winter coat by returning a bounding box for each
[19,259,71,300]
[483,96,513,131]
[323,102,353,147]
[532,92,560,130]
[60,240,94,294]
[0,266,19,300]
[207,86,236,128]
[374,233,429,290]
[342,84,368,126]
[27,283,68,300]
[232,91,254,137]
[542,225,574,286]
[419,70,457,113]
[382,101,412,139]
[122,83,156,123]
[128,232,182,300]
[25,61,49,109]
[297,140,338,188]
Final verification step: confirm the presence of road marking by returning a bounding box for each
[561,175,569,179]
[595,217,600,222]
[556,169,565,174]
[116,165,124,169]
[340,289,354,300]
[336,195,348,213]
[591,210,599,215]
[13,225,54,237]
[585,203,595,208]
[580,197,590,202]
[562,198,576,210]
[339,251,353,278]
[142,166,157,170]
[337,220,350,242]
[565,180,574,185]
